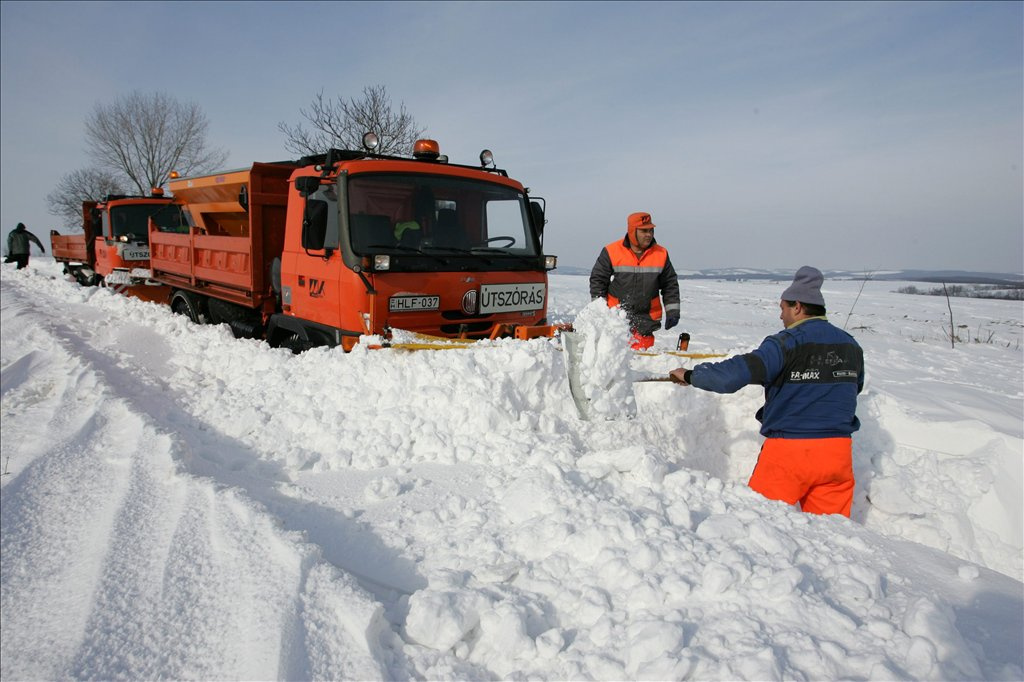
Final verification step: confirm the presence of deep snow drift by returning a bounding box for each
[1,260,1022,680]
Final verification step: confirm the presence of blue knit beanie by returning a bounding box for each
[781,266,825,306]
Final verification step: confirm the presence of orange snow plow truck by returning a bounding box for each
[149,136,558,351]
[50,191,184,300]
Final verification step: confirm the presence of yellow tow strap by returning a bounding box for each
[387,342,476,351]
[634,350,728,359]
[385,332,728,357]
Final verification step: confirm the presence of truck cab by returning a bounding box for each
[272,139,555,349]
[52,192,185,300]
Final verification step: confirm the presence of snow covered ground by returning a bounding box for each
[2,259,1022,681]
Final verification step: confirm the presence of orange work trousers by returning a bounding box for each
[748,437,854,517]
[630,331,655,350]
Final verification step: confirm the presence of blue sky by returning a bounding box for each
[2,1,1021,272]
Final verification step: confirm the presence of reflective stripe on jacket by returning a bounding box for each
[589,235,680,336]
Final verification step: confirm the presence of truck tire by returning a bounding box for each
[75,269,99,287]
[206,297,262,336]
[266,316,316,353]
[279,332,314,354]
[170,290,210,325]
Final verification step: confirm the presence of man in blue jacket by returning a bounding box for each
[669,266,864,517]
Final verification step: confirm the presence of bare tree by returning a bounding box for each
[943,282,957,349]
[45,167,126,230]
[278,85,425,157]
[843,269,874,330]
[84,91,228,194]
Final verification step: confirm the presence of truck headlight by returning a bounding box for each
[544,255,557,270]
[374,255,391,271]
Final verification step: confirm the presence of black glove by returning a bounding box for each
[665,315,679,330]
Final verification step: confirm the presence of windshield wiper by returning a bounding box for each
[362,243,425,253]
[361,244,454,264]
[421,245,473,255]
[469,248,540,266]
[421,245,496,265]
[472,247,528,255]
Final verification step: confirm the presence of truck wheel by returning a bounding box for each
[269,331,308,354]
[75,270,99,287]
[204,298,262,338]
[170,291,209,325]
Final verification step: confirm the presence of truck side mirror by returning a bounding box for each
[295,176,320,197]
[530,201,545,233]
[301,199,328,250]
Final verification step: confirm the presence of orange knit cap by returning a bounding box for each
[627,212,655,247]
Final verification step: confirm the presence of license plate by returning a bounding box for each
[120,245,150,261]
[478,282,546,313]
[390,295,440,312]
[104,270,134,285]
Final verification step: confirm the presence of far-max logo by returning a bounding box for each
[308,279,325,298]
[790,369,820,381]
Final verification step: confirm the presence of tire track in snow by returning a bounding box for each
[1,276,396,679]
[1,333,143,677]
[3,270,535,602]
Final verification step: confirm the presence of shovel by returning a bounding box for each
[563,332,718,419]
[562,331,593,420]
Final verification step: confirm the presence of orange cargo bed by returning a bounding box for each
[150,162,293,310]
[51,233,88,263]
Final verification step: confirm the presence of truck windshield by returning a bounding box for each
[347,174,539,257]
[108,203,186,241]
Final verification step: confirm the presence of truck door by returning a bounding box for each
[285,184,350,333]
[94,206,118,276]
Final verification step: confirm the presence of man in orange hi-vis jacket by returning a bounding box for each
[589,211,681,349]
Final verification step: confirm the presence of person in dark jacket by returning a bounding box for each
[5,222,45,269]
[669,266,864,517]
[589,211,681,349]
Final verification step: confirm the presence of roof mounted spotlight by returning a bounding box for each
[413,139,440,161]
[362,131,379,151]
[479,149,494,168]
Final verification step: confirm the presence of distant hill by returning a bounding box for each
[553,265,1024,285]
